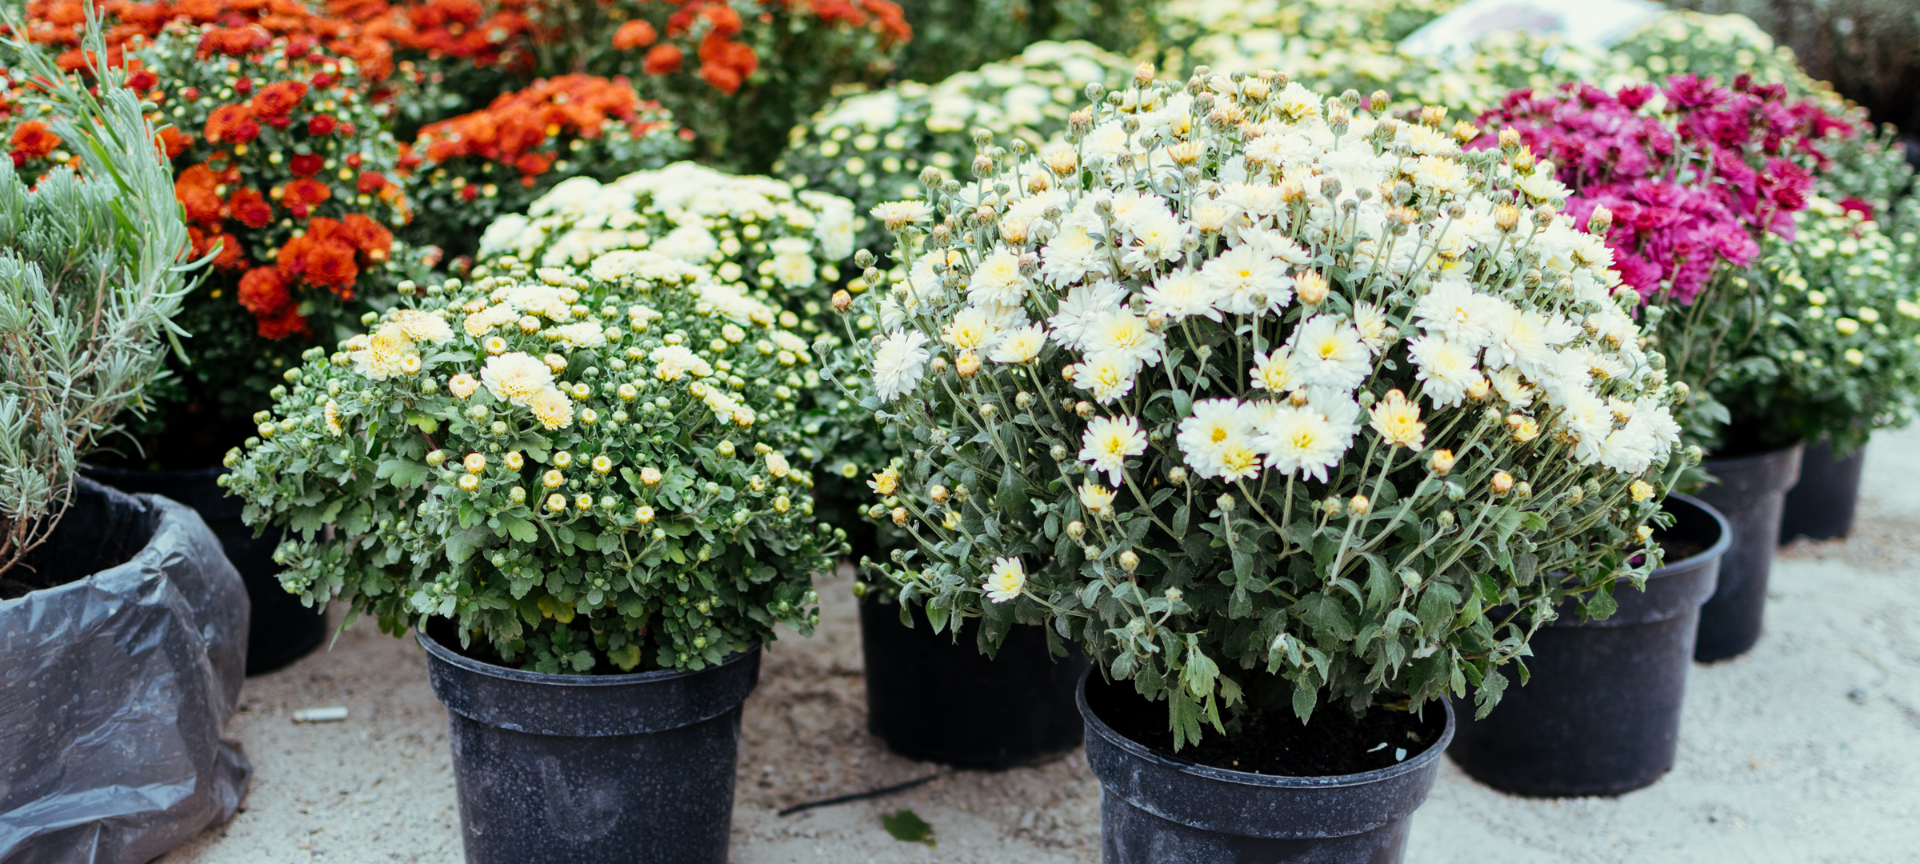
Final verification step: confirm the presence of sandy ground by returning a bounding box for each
[159,428,1920,864]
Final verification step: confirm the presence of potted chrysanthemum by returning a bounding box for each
[1474,74,1849,662]
[849,64,1685,858]
[224,253,843,863]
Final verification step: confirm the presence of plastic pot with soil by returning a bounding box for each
[1079,671,1452,864]
[1779,440,1865,544]
[419,620,759,864]
[0,478,252,863]
[1694,441,1802,662]
[860,591,1089,768]
[1447,494,1729,797]
[83,464,328,675]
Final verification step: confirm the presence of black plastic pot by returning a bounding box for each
[83,464,326,674]
[860,594,1090,768]
[1079,672,1453,863]
[1693,442,1802,662]
[1447,494,1729,797]
[419,625,758,864]
[1779,441,1865,543]
[1,478,251,863]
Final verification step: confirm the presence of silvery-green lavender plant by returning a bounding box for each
[0,18,195,577]
[846,69,1687,747]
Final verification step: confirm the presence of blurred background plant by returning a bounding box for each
[0,19,197,576]
[885,0,1160,84]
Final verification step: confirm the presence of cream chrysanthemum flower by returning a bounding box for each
[650,344,713,381]
[323,400,344,437]
[988,323,1048,364]
[1368,389,1426,451]
[529,387,574,430]
[1078,482,1116,516]
[967,249,1031,308]
[465,304,517,337]
[389,309,454,344]
[942,305,1004,352]
[1073,350,1137,404]
[448,373,480,399]
[481,352,555,405]
[870,200,933,230]
[1248,350,1298,393]
[1084,310,1163,370]
[984,557,1025,604]
[1143,269,1223,322]
[549,321,607,349]
[1079,415,1148,486]
[1409,335,1482,408]
[351,329,420,380]
[873,330,932,401]
[1259,404,1346,483]
[1287,315,1370,391]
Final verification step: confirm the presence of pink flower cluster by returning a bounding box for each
[1477,75,1850,305]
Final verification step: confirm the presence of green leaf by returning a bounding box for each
[376,458,431,488]
[1292,685,1318,722]
[881,810,934,846]
[498,515,537,544]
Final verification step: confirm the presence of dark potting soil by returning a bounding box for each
[1656,534,1709,564]
[1087,678,1446,777]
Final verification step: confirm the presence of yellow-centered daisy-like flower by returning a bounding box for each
[1367,389,1425,451]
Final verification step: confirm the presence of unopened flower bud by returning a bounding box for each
[1075,400,1094,418]
[1430,449,1455,475]
[1491,471,1515,495]
[956,350,980,377]
[1514,481,1532,498]
[1050,443,1069,460]
[979,403,997,420]
[1119,550,1139,571]
[1401,569,1422,591]
[930,484,949,504]
[1133,61,1155,86]
[832,290,852,312]
[1217,493,1235,513]
[1349,494,1370,516]
[1168,467,1187,485]
[892,507,910,526]
[1296,270,1329,305]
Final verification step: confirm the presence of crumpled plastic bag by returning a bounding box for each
[0,478,252,864]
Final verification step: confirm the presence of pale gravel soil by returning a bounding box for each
[161,427,1920,864]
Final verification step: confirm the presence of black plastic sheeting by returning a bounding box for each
[0,478,252,864]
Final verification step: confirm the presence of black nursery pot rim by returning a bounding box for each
[416,625,759,688]
[83,463,225,481]
[1654,493,1733,574]
[1076,669,1455,791]
[1702,439,1802,472]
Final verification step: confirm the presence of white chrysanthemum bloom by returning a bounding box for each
[1040,223,1111,286]
[699,283,777,325]
[1488,367,1535,408]
[968,249,1031,307]
[463,304,518,337]
[1414,279,1499,348]
[1484,305,1578,379]
[549,322,607,349]
[481,351,554,402]
[1049,280,1127,349]
[1176,399,1253,480]
[769,237,818,288]
[1080,415,1148,486]
[943,305,1006,352]
[529,387,574,431]
[388,309,454,344]
[1074,351,1139,404]
[1248,350,1300,393]
[650,344,713,381]
[989,323,1048,364]
[1083,310,1164,370]
[1287,315,1370,391]
[873,330,932,401]
[350,328,421,381]
[1202,245,1293,316]
[870,200,934,230]
[1143,269,1224,322]
[1368,389,1426,451]
[1257,403,1346,483]
[984,557,1025,603]
[1408,335,1482,408]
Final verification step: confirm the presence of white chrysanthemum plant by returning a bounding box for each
[223,253,846,674]
[478,161,856,339]
[846,65,1689,746]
